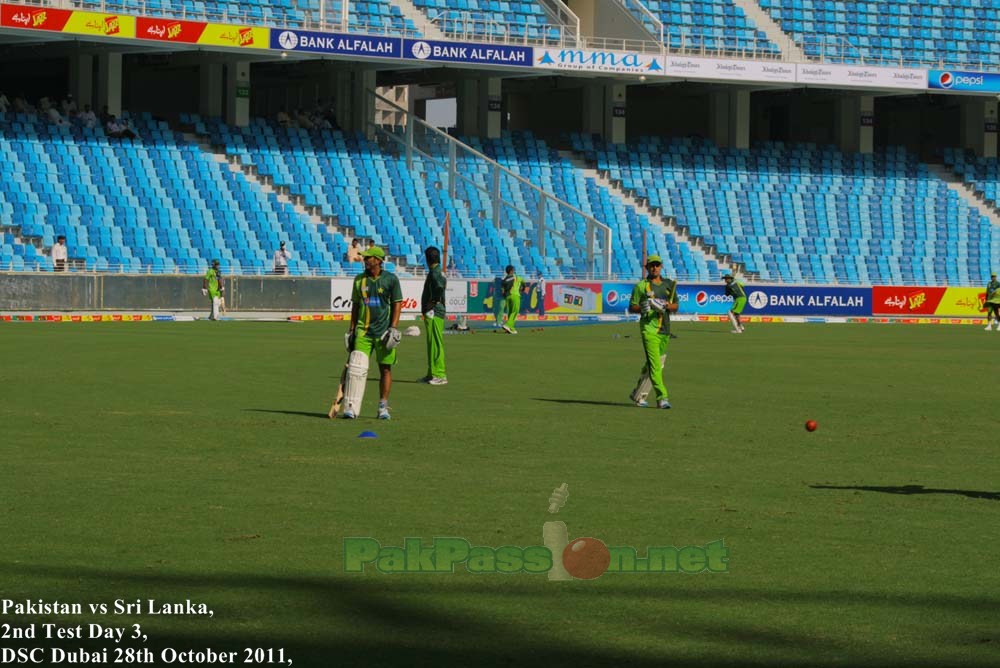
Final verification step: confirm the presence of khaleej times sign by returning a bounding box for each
[795,63,926,89]
[271,29,401,58]
[535,47,664,75]
[662,57,795,83]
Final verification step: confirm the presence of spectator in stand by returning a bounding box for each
[38,96,51,113]
[295,108,314,130]
[119,116,138,140]
[311,110,332,130]
[78,104,97,129]
[0,91,9,113]
[367,239,376,252]
[51,235,68,272]
[100,105,112,127]
[61,94,77,116]
[272,241,290,275]
[106,115,123,137]
[47,105,67,127]
[276,108,291,128]
[13,93,30,114]
[347,238,363,263]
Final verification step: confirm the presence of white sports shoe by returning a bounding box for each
[502,325,512,333]
[342,409,356,419]
[428,377,448,385]
[377,401,391,420]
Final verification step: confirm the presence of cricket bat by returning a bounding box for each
[329,364,348,419]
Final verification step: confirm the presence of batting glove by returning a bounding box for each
[381,327,402,350]
[345,329,356,352]
[424,310,435,319]
[640,300,652,315]
[649,298,668,313]
[201,288,208,296]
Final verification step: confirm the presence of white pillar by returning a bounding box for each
[479,77,501,139]
[961,97,998,158]
[96,53,122,117]
[710,89,749,149]
[199,63,224,118]
[225,61,250,127]
[605,83,626,145]
[456,78,479,137]
[68,54,94,110]
[351,69,376,138]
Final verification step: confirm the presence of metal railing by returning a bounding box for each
[537,0,580,43]
[428,10,575,47]
[368,89,613,279]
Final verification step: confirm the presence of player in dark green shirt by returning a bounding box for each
[420,246,447,384]
[348,246,403,419]
[628,255,679,409]
[986,272,1000,332]
[500,265,524,334]
[723,274,746,333]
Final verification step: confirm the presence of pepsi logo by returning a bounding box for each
[606,290,622,306]
[938,72,953,88]
[696,291,708,306]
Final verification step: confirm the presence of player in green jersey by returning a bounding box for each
[723,274,746,333]
[202,260,223,321]
[346,247,403,420]
[628,255,679,409]
[420,246,447,384]
[986,272,1000,332]
[500,265,524,334]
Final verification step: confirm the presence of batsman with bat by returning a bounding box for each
[628,255,679,409]
[331,247,403,420]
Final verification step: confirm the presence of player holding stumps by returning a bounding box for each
[345,247,403,420]
[985,272,1000,332]
[420,246,447,385]
[723,274,746,333]
[500,265,524,334]
[628,255,679,409]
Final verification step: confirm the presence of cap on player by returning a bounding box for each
[645,255,662,266]
[362,246,386,260]
[722,273,734,280]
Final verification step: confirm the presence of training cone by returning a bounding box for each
[358,431,378,439]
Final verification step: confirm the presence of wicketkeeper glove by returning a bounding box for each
[381,327,402,350]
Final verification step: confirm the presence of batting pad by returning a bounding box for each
[343,350,370,416]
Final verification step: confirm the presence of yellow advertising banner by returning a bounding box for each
[934,287,987,316]
[197,24,268,48]
[61,10,135,38]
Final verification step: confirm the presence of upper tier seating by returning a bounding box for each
[643,0,781,55]
[758,0,1000,68]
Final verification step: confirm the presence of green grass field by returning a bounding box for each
[2,320,998,667]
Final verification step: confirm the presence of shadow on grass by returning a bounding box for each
[532,398,634,408]
[1,562,997,668]
[810,484,1000,501]
[244,408,330,420]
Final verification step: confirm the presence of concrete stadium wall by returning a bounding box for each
[0,274,335,312]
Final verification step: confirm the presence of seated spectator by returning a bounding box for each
[119,116,138,140]
[311,111,331,130]
[296,108,314,130]
[0,91,9,113]
[61,94,77,116]
[47,106,67,127]
[13,93,29,113]
[100,105,112,127]
[276,108,291,128]
[106,115,123,137]
[78,104,97,129]
[347,238,363,263]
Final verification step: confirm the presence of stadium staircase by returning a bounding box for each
[180,130,363,270]
[556,148,749,278]
[731,0,806,60]
[927,162,1000,231]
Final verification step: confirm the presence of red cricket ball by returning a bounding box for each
[805,420,818,432]
[562,537,611,580]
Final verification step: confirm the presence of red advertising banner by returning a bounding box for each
[136,16,208,43]
[1,4,72,31]
[872,286,946,315]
